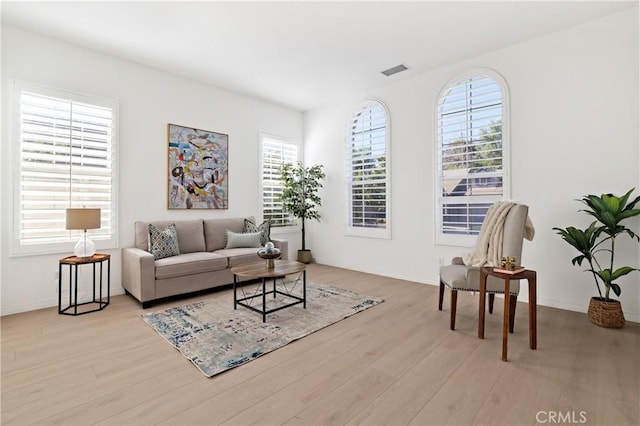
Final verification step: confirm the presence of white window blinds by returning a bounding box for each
[261,135,298,226]
[436,73,507,239]
[346,100,390,238]
[12,81,117,255]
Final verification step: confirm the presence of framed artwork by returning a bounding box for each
[167,123,228,209]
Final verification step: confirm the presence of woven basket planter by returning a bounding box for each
[588,297,625,328]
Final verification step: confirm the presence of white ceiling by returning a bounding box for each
[1,1,637,111]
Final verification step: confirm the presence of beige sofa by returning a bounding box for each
[122,218,288,308]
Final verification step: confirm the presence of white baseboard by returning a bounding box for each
[535,296,639,324]
[1,287,125,316]
[313,259,640,324]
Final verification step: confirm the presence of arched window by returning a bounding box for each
[435,70,510,245]
[346,100,390,239]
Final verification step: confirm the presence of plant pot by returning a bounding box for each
[297,249,312,264]
[587,297,625,328]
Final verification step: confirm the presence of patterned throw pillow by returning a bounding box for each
[148,224,180,260]
[244,218,271,246]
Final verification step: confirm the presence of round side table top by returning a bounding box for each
[59,253,111,265]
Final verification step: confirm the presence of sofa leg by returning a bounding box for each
[142,301,153,309]
[489,293,495,314]
[450,290,458,330]
[438,280,445,311]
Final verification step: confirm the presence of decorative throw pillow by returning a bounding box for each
[148,224,180,260]
[244,218,271,246]
[224,230,262,249]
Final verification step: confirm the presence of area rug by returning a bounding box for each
[140,281,383,377]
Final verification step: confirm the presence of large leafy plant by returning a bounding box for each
[553,188,640,301]
[279,162,325,251]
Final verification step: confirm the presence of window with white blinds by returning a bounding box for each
[261,134,298,227]
[11,81,118,256]
[436,71,509,245]
[346,100,390,239]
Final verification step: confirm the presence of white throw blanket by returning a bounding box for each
[463,201,535,267]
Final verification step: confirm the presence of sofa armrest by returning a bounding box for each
[272,238,289,260]
[451,256,465,265]
[122,247,156,304]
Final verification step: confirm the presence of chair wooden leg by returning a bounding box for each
[438,280,445,311]
[450,290,458,330]
[488,293,495,314]
[509,295,517,333]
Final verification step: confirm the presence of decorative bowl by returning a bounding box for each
[257,251,281,260]
[257,248,281,268]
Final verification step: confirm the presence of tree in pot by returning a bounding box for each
[279,162,325,263]
[553,188,640,328]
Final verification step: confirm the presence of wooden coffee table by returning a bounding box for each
[231,260,307,322]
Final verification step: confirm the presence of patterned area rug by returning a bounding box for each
[140,281,383,377]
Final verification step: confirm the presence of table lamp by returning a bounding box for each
[66,208,101,258]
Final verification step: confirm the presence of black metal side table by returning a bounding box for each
[58,253,111,316]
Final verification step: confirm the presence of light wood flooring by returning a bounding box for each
[2,264,639,425]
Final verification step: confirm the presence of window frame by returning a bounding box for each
[258,132,300,229]
[434,69,511,247]
[10,80,119,257]
[345,99,391,239]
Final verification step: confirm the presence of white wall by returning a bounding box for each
[1,26,303,315]
[304,8,640,322]
[3,8,638,321]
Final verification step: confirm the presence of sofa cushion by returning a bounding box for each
[154,252,228,280]
[148,224,180,260]
[244,218,271,246]
[135,220,205,253]
[174,220,206,253]
[225,230,262,249]
[213,248,263,267]
[204,217,245,251]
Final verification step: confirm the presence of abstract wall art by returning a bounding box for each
[167,124,228,209]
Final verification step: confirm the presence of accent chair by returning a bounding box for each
[438,203,530,331]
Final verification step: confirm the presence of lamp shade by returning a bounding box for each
[66,208,101,230]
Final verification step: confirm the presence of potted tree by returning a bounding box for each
[553,188,640,328]
[279,162,326,263]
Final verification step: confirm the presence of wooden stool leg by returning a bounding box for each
[438,280,445,311]
[488,293,495,314]
[478,268,488,339]
[509,294,517,333]
[450,290,458,330]
[502,280,511,361]
[528,274,537,350]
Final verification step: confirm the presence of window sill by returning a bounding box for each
[270,225,300,236]
[10,238,119,258]
[345,226,391,240]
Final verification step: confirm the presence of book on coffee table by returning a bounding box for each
[493,266,526,275]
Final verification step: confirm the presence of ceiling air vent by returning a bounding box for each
[381,64,409,77]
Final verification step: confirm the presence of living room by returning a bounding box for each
[1,1,639,425]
